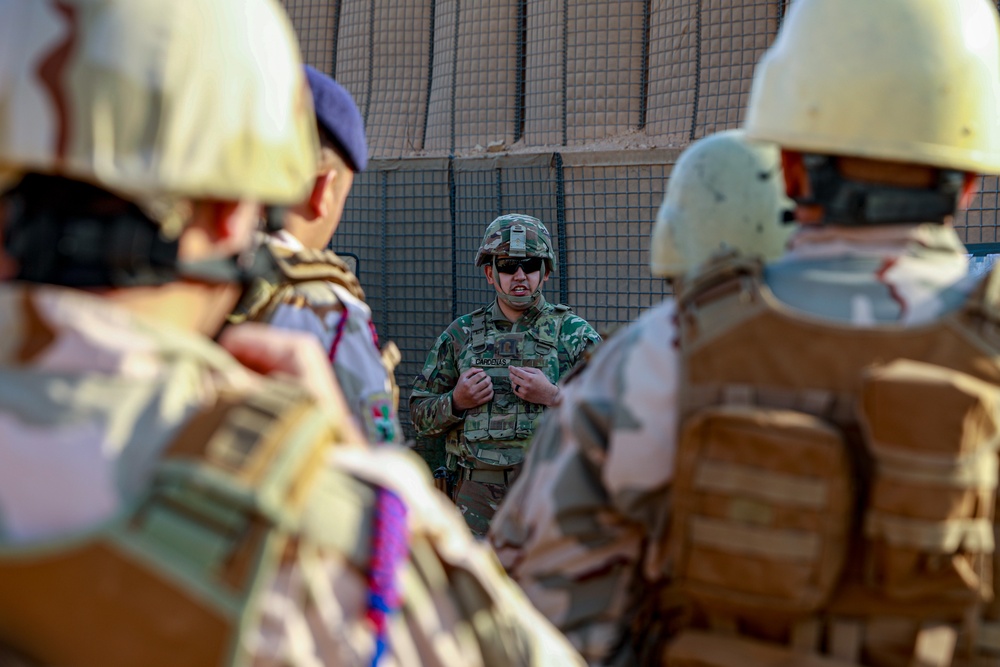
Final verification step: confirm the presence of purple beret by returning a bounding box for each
[304,65,368,172]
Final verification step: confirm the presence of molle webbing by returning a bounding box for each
[230,245,365,324]
[0,381,334,667]
[458,305,570,453]
[471,308,488,353]
[270,246,365,302]
[665,254,1000,666]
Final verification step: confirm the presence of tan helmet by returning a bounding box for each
[744,0,1000,174]
[0,0,318,211]
[650,130,793,278]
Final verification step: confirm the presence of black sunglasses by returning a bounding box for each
[494,257,543,274]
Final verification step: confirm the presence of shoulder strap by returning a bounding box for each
[470,307,488,353]
[962,261,1000,326]
[229,246,365,325]
[676,250,764,311]
[271,246,366,302]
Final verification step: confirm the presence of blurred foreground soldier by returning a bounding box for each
[410,214,601,535]
[488,130,793,666]
[230,65,402,444]
[490,2,1000,663]
[649,129,794,283]
[0,1,586,665]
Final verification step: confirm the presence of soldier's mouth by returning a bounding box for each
[511,285,530,295]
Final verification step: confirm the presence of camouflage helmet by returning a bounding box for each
[474,214,556,272]
[0,0,318,214]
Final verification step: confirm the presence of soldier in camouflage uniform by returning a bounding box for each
[230,65,402,445]
[0,1,586,665]
[490,1,1000,665]
[410,214,601,536]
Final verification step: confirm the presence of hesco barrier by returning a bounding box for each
[279,0,1000,440]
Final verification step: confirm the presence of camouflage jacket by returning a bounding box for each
[0,284,586,667]
[488,225,987,666]
[233,231,402,444]
[409,297,601,449]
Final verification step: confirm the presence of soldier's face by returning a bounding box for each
[485,255,549,299]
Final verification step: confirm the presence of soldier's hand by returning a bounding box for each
[452,367,494,411]
[220,323,364,443]
[509,366,560,406]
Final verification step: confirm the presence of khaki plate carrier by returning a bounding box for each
[660,255,1000,667]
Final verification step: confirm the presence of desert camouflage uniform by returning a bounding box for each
[0,283,585,667]
[410,296,601,535]
[232,230,402,444]
[488,225,995,666]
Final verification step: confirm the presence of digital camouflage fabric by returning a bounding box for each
[0,283,587,667]
[410,296,601,535]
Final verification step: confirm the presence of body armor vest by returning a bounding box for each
[0,381,374,667]
[658,255,1000,667]
[449,305,570,465]
[229,244,366,325]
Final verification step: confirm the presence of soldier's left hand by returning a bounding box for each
[509,366,560,406]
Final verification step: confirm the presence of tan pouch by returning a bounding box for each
[665,629,861,667]
[669,405,854,616]
[860,359,1000,605]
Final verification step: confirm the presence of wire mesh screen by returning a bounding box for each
[693,0,781,139]
[956,176,1000,245]
[333,152,675,440]
[283,0,1000,442]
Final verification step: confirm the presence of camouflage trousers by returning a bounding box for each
[453,464,522,537]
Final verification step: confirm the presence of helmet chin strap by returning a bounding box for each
[492,256,542,309]
[495,285,542,309]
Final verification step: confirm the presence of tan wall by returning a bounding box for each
[282,0,339,71]
[290,0,787,156]
[334,0,434,155]
[426,0,520,153]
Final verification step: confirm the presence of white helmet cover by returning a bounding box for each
[745,0,1000,174]
[651,130,793,278]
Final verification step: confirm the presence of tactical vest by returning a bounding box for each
[657,256,1000,667]
[229,244,367,325]
[0,380,378,667]
[448,305,570,465]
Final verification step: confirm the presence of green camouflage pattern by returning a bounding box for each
[461,311,570,447]
[409,296,601,534]
[453,476,520,538]
[487,300,677,664]
[474,214,557,271]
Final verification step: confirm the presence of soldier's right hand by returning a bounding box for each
[452,367,494,411]
[220,323,364,443]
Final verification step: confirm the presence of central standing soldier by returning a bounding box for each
[410,214,601,535]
